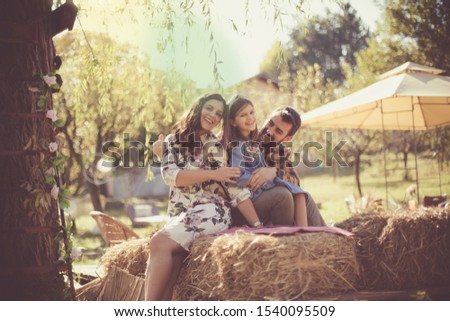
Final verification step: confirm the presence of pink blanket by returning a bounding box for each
[218,225,353,237]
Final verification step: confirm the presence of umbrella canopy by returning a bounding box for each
[302,62,450,130]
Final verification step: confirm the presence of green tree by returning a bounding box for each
[384,0,450,73]
[287,64,336,113]
[55,32,151,211]
[388,131,432,181]
[383,0,450,170]
[343,30,425,91]
[54,32,197,211]
[261,2,370,86]
[339,129,382,197]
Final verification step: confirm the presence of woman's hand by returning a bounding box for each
[214,166,241,183]
[152,134,165,159]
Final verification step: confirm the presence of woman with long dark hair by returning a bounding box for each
[144,93,257,300]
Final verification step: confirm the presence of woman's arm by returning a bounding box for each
[161,134,241,187]
[175,166,241,187]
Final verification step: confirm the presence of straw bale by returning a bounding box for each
[336,207,450,290]
[75,278,103,301]
[378,208,450,289]
[100,238,150,277]
[97,266,145,301]
[335,211,389,289]
[173,231,358,300]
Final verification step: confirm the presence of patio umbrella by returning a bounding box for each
[302,62,450,130]
[301,62,450,207]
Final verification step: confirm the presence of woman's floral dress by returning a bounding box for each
[158,132,251,251]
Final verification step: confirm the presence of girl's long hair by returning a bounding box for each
[227,94,259,142]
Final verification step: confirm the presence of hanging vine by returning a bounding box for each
[19,52,78,296]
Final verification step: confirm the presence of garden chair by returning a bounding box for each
[125,202,169,228]
[90,211,140,246]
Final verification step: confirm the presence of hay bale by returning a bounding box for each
[173,231,358,300]
[97,266,145,301]
[76,278,103,301]
[336,207,450,291]
[100,238,150,276]
[335,211,389,289]
[378,208,450,289]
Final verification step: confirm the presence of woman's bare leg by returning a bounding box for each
[294,193,308,227]
[161,252,188,300]
[144,233,185,300]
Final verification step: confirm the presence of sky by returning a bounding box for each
[73,0,382,88]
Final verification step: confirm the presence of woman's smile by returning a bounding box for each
[199,99,224,133]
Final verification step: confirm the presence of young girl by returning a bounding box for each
[145,93,260,300]
[227,94,308,227]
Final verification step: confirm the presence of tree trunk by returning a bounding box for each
[402,151,410,181]
[86,127,106,211]
[355,152,363,198]
[88,182,104,212]
[332,160,338,183]
[0,0,66,299]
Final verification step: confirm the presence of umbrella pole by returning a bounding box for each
[412,99,420,204]
[436,126,443,195]
[380,102,389,210]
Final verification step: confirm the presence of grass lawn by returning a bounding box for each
[302,154,450,224]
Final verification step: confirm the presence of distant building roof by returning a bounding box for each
[240,72,280,90]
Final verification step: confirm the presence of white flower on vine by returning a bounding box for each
[70,247,84,260]
[46,110,58,122]
[49,142,58,153]
[51,184,59,199]
[43,74,57,86]
[45,168,55,176]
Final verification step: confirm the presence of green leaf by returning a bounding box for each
[60,198,70,209]
[65,217,73,232]
[54,119,65,127]
[52,155,66,166]
[45,175,56,185]
[57,164,65,174]
[61,188,70,197]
